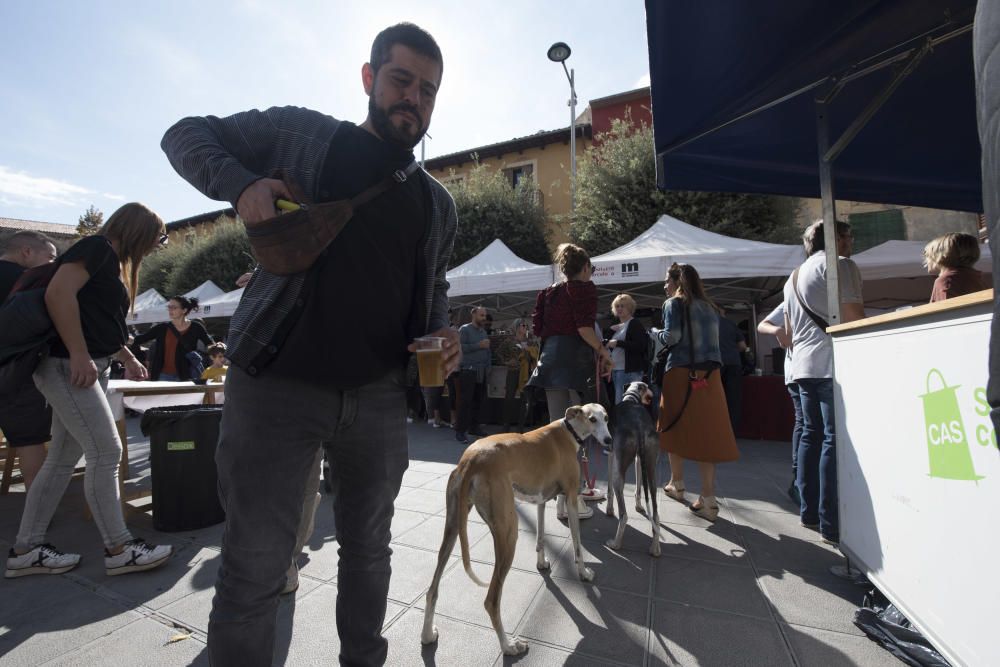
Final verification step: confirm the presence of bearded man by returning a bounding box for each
[162,23,458,667]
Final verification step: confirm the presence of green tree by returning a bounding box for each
[446,163,551,266]
[138,235,196,295]
[164,217,253,296]
[570,118,799,256]
[76,205,103,236]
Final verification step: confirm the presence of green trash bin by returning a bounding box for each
[140,404,226,532]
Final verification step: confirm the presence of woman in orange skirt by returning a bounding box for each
[654,263,738,521]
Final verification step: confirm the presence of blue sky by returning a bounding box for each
[0,1,651,226]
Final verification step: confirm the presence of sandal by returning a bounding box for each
[662,482,686,502]
[689,495,719,522]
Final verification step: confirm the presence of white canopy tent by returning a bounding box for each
[130,280,225,325]
[132,288,166,312]
[852,239,992,280]
[198,287,245,318]
[446,239,554,296]
[446,239,555,320]
[591,214,805,284]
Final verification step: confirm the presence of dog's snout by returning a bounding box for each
[603,436,613,445]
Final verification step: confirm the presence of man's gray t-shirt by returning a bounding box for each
[762,303,794,386]
[782,252,863,380]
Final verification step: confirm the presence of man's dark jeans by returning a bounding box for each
[787,382,804,503]
[796,378,838,541]
[209,366,408,667]
[455,368,486,434]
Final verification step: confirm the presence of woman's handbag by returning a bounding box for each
[245,161,420,276]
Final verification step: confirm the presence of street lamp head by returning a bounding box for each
[547,42,571,63]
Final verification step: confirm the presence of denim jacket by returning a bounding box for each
[656,297,722,371]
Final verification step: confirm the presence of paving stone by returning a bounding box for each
[45,616,209,666]
[0,576,141,665]
[550,538,653,597]
[156,571,321,635]
[728,505,827,543]
[654,521,751,568]
[494,641,627,666]
[392,514,490,555]
[649,601,793,666]
[654,556,772,619]
[783,623,902,666]
[758,570,868,636]
[738,524,843,575]
[400,469,442,488]
[414,562,544,637]
[384,608,501,667]
[516,578,647,665]
[395,487,448,514]
[386,542,457,605]
[469,527,569,575]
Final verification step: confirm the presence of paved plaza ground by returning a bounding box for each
[0,419,900,666]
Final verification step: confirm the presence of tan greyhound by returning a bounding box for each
[421,404,612,656]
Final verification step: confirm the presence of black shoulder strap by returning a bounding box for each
[792,267,830,331]
[349,161,421,209]
[659,303,712,434]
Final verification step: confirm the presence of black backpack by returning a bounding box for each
[0,262,60,397]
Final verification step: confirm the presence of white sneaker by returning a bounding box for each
[105,539,172,576]
[5,544,80,578]
[580,487,606,502]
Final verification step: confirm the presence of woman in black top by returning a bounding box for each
[8,203,174,578]
[134,296,213,380]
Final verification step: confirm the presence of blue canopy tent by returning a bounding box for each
[645,0,980,324]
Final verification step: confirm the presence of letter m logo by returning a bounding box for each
[622,262,639,276]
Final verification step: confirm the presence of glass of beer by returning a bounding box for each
[415,336,446,387]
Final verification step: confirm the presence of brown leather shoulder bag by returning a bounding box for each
[244,161,420,276]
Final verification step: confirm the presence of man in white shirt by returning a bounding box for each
[782,220,865,546]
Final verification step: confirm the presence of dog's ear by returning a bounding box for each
[564,406,583,421]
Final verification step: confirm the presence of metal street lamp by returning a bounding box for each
[547,41,578,212]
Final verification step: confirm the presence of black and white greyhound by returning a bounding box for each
[605,381,661,556]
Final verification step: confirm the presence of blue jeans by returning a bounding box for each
[159,372,179,381]
[209,365,408,667]
[787,383,804,491]
[611,370,643,405]
[796,378,837,540]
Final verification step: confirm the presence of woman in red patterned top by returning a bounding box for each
[526,244,612,517]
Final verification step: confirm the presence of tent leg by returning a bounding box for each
[815,97,842,325]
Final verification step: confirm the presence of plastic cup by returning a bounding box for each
[415,337,446,387]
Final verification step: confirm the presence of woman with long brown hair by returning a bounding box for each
[655,262,738,521]
[7,203,174,578]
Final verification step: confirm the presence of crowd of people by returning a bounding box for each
[0,17,991,667]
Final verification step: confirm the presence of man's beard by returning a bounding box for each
[369,98,426,150]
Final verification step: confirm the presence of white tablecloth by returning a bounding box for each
[106,380,225,421]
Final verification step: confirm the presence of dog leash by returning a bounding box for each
[580,345,605,493]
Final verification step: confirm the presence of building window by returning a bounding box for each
[503,163,534,188]
[847,209,906,253]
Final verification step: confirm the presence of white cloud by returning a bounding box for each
[102,192,127,201]
[0,166,94,208]
[634,73,651,88]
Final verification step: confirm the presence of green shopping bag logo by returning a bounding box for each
[920,369,983,481]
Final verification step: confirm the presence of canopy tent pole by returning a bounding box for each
[815,97,842,325]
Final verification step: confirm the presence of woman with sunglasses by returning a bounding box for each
[133,295,213,381]
[654,262,738,522]
[6,203,174,578]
